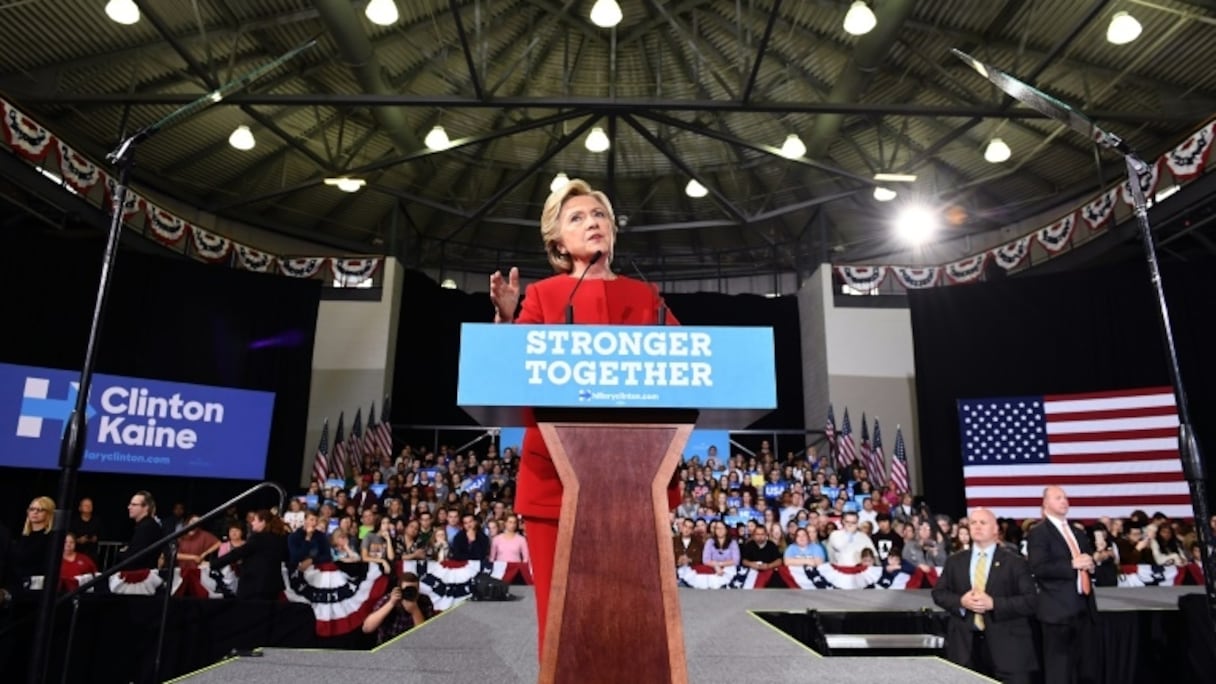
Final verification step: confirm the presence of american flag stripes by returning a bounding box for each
[311,419,330,484]
[363,403,383,458]
[375,396,394,458]
[859,412,885,482]
[837,408,858,470]
[332,413,347,482]
[348,408,364,475]
[870,418,887,488]
[889,425,909,494]
[959,387,1192,520]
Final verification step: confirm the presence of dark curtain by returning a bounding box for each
[0,225,320,539]
[907,257,1216,517]
[391,269,804,431]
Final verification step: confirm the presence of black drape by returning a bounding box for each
[908,257,1216,517]
[391,269,804,431]
[0,225,320,539]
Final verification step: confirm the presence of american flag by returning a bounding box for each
[870,418,886,487]
[331,413,347,482]
[859,412,884,482]
[837,407,858,470]
[375,396,394,458]
[889,425,909,494]
[363,403,382,458]
[824,404,837,465]
[311,418,330,485]
[959,387,1192,520]
[348,408,365,475]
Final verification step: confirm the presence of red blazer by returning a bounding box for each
[512,273,679,519]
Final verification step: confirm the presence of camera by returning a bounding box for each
[400,585,419,602]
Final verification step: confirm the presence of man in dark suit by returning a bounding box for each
[1027,486,1098,684]
[933,508,1038,683]
[672,518,705,568]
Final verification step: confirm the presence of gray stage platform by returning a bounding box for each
[169,587,1200,684]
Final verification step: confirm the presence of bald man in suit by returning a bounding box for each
[933,508,1038,683]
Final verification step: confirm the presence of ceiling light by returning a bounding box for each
[779,133,807,159]
[424,125,451,151]
[365,0,400,26]
[685,179,708,198]
[228,125,255,151]
[984,137,1012,163]
[894,206,939,246]
[873,186,897,202]
[105,0,140,25]
[584,126,610,153]
[550,172,570,192]
[843,1,877,36]
[1106,11,1142,45]
[324,177,366,193]
[589,0,623,28]
[874,172,917,183]
[440,278,458,289]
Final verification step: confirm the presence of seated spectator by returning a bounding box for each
[362,517,396,574]
[449,513,490,562]
[362,573,434,645]
[330,529,360,563]
[60,532,98,584]
[176,515,221,570]
[827,512,877,565]
[703,521,740,575]
[218,522,245,556]
[783,527,826,567]
[489,514,530,564]
[287,511,332,570]
[1151,524,1188,566]
[428,528,450,562]
[902,520,948,572]
[672,518,704,568]
[282,499,306,532]
[740,526,782,573]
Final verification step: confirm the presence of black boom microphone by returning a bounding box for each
[629,259,668,325]
[564,250,603,324]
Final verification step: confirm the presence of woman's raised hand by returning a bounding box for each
[489,266,520,322]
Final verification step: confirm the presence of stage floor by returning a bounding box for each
[170,586,1201,684]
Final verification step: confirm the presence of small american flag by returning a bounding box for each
[349,408,365,474]
[331,413,348,482]
[889,425,909,493]
[870,418,886,488]
[837,408,858,470]
[311,419,330,485]
[824,404,837,464]
[375,396,394,458]
[959,387,1192,520]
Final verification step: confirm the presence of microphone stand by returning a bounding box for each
[27,128,147,684]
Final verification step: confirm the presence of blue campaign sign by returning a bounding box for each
[685,429,729,464]
[0,362,275,480]
[457,324,776,409]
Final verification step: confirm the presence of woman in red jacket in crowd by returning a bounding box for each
[489,178,677,657]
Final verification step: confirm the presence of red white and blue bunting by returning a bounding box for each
[1164,121,1216,182]
[891,266,941,289]
[990,235,1032,271]
[1081,188,1118,232]
[944,254,988,284]
[835,265,887,292]
[105,177,143,221]
[1036,213,1076,253]
[279,256,326,279]
[190,227,232,262]
[676,561,939,591]
[2,100,53,161]
[236,244,276,273]
[144,203,189,245]
[332,257,381,283]
[1120,158,1162,207]
[56,141,101,193]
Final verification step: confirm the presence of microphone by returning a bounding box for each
[629,259,668,325]
[564,250,603,324]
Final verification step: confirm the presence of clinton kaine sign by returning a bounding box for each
[457,324,775,409]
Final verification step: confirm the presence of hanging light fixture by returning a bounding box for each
[550,172,570,192]
[365,0,400,26]
[873,186,897,202]
[589,0,623,28]
[424,125,451,151]
[228,125,255,151]
[584,127,610,153]
[324,177,366,193]
[105,0,140,25]
[685,179,708,198]
[779,133,807,159]
[984,137,1012,163]
[842,1,877,36]
[1106,11,1142,45]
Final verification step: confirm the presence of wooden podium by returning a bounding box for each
[456,324,776,684]
[535,408,696,684]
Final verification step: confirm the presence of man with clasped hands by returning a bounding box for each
[932,508,1038,683]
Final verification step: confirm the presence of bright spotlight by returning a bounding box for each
[894,205,939,246]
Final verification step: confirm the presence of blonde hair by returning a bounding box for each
[24,496,55,535]
[539,178,617,273]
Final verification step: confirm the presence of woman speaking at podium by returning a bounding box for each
[489,178,678,656]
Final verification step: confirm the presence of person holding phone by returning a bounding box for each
[362,572,433,645]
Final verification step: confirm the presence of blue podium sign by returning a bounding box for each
[457,324,776,410]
